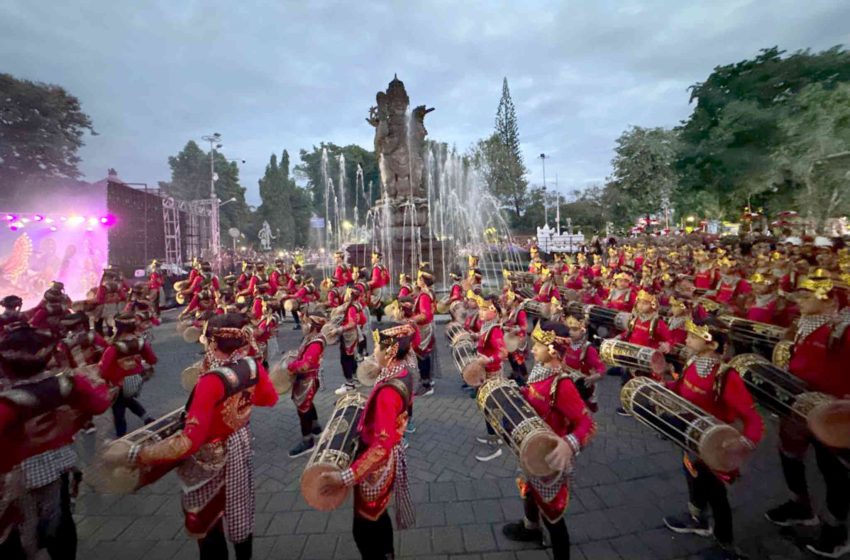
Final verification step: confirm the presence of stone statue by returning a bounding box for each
[367,75,434,200]
[258,220,275,251]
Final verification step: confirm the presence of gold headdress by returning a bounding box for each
[635,289,657,309]
[372,324,415,360]
[717,257,735,268]
[466,290,494,310]
[613,271,632,281]
[565,315,583,329]
[749,272,773,285]
[685,319,713,342]
[531,322,556,346]
[798,271,834,301]
[669,296,686,312]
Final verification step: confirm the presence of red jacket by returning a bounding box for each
[789,319,850,398]
[477,323,506,374]
[98,336,158,386]
[562,342,606,375]
[624,314,672,349]
[669,359,763,445]
[0,372,112,472]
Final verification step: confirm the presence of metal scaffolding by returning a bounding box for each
[161,196,215,265]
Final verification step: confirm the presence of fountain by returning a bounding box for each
[346,76,523,293]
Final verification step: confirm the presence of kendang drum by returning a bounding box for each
[356,355,381,386]
[718,315,787,358]
[268,351,296,395]
[451,340,486,386]
[620,377,749,473]
[283,298,300,313]
[383,300,404,322]
[301,391,367,511]
[320,314,344,345]
[599,339,667,375]
[504,330,523,353]
[522,300,553,320]
[94,408,186,493]
[180,360,202,391]
[584,305,630,338]
[476,377,561,477]
[435,296,451,314]
[445,322,471,346]
[728,354,850,448]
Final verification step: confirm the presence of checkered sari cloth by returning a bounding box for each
[523,469,571,503]
[357,444,415,529]
[181,425,254,542]
[21,445,76,490]
[795,313,833,343]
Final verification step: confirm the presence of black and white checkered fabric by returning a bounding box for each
[181,425,254,543]
[21,445,76,490]
[692,356,719,378]
[524,468,571,503]
[795,313,833,342]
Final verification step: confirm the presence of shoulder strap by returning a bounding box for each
[548,371,575,408]
[207,358,259,401]
[579,342,589,362]
[713,362,733,402]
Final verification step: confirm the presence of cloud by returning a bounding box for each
[1,0,848,205]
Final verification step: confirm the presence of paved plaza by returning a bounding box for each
[72,311,824,559]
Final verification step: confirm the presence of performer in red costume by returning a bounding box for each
[334,287,366,395]
[693,249,718,292]
[332,251,352,287]
[620,290,673,352]
[148,259,165,314]
[411,266,436,396]
[53,312,107,370]
[534,267,561,303]
[99,313,158,436]
[502,290,529,385]
[0,295,25,330]
[286,314,328,458]
[744,273,780,324]
[605,271,636,312]
[562,315,607,412]
[472,294,509,462]
[108,313,278,560]
[502,321,595,559]
[0,324,111,558]
[319,324,416,560]
[764,272,850,558]
[29,282,73,338]
[367,251,390,322]
[662,319,763,560]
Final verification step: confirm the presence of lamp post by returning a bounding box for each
[539,154,548,226]
[202,133,222,261]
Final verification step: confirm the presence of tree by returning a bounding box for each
[605,126,680,225]
[295,143,380,221]
[160,140,251,244]
[0,73,95,187]
[675,46,850,217]
[772,82,850,229]
[484,78,529,221]
[257,150,313,248]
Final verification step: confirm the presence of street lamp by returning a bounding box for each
[202,132,223,260]
[539,154,548,226]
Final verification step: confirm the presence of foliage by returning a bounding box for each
[772,82,850,229]
[256,150,313,248]
[605,126,680,223]
[471,78,529,222]
[294,142,381,223]
[675,46,850,219]
[0,73,95,187]
[159,140,251,243]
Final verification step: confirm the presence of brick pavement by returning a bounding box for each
[71,311,824,559]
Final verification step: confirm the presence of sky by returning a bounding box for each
[2,0,849,206]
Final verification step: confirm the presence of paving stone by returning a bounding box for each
[302,533,338,559]
[400,527,433,556]
[431,526,464,554]
[444,501,476,526]
[578,541,622,560]
[461,524,497,553]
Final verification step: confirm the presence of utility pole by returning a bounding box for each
[202,132,223,261]
[539,154,548,226]
[555,173,560,234]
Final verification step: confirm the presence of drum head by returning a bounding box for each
[300,464,350,511]
[462,362,487,387]
[699,424,751,473]
[181,363,202,392]
[436,300,450,314]
[269,361,293,395]
[649,351,667,375]
[808,400,850,449]
[504,333,520,353]
[356,356,381,387]
[284,299,299,312]
[183,326,202,344]
[520,431,560,478]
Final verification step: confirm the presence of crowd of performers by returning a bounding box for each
[0,236,849,560]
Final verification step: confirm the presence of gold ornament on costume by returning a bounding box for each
[685,319,713,342]
[467,290,494,310]
[635,289,657,308]
[798,275,833,301]
[565,315,583,329]
[749,272,772,285]
[531,322,556,346]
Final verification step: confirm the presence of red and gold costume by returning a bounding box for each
[519,358,595,522]
[134,355,278,540]
[341,353,415,525]
[98,334,158,387]
[287,333,326,416]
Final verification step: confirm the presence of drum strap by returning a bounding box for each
[548,371,575,409]
[712,363,733,402]
[198,359,260,405]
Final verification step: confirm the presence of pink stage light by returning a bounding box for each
[99,214,116,227]
[5,214,15,222]
[60,216,68,222]
[87,217,98,226]
[33,215,44,222]
[9,225,18,232]
[67,216,85,226]
[49,225,58,232]
[44,218,54,224]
